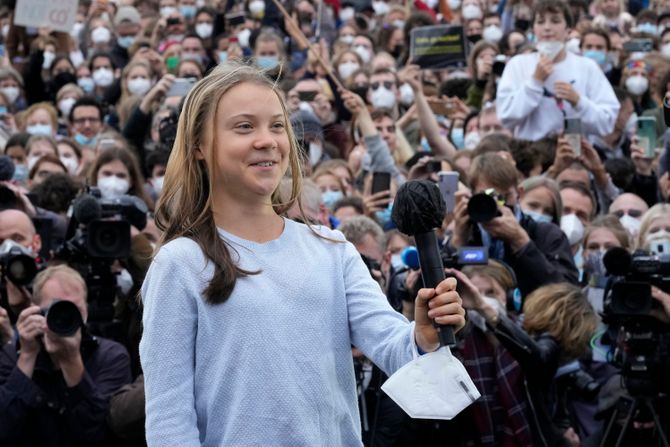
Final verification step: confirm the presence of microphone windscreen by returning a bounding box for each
[392,180,446,236]
[0,156,15,181]
[603,247,632,276]
[73,194,101,224]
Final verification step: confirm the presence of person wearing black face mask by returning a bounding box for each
[23,50,77,106]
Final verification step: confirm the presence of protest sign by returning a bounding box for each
[409,25,466,70]
[14,0,77,33]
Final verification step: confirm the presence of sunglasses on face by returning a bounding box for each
[370,81,394,90]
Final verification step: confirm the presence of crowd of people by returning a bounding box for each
[0,0,670,445]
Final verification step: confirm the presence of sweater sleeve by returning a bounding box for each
[574,61,620,138]
[362,134,404,186]
[495,56,545,131]
[139,243,201,447]
[341,240,415,376]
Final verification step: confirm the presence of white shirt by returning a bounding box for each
[496,51,620,141]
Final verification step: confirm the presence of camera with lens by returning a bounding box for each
[0,239,38,286]
[467,188,506,223]
[603,248,670,317]
[41,300,83,337]
[57,188,147,261]
[54,189,148,338]
[601,247,670,395]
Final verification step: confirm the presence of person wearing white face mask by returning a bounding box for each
[91,26,113,46]
[122,61,156,100]
[367,69,400,117]
[636,204,670,257]
[91,147,153,208]
[560,182,596,273]
[496,1,619,141]
[449,153,578,296]
[0,68,25,107]
[461,1,483,20]
[623,60,656,115]
[335,50,363,82]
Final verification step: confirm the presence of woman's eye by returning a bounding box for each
[272,122,285,129]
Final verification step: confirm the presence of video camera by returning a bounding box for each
[602,247,670,395]
[54,188,147,338]
[57,188,147,261]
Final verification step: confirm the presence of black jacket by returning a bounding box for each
[0,331,132,446]
[450,214,579,297]
[490,315,568,447]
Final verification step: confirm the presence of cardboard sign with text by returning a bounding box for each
[14,0,77,33]
[409,25,466,70]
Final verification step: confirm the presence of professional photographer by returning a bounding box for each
[456,277,598,447]
[0,265,131,446]
[449,152,578,296]
[0,209,44,317]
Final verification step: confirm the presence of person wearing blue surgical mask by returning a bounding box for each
[69,97,104,150]
[313,169,346,211]
[214,34,243,64]
[179,0,198,21]
[579,27,613,80]
[23,103,57,138]
[519,176,562,226]
[113,6,142,67]
[253,30,284,73]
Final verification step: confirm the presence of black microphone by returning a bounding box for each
[603,247,632,277]
[0,156,15,181]
[73,194,102,224]
[391,180,455,347]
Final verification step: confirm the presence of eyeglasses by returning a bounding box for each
[370,81,394,91]
[612,209,643,219]
[73,117,101,125]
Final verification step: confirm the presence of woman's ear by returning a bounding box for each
[195,146,205,160]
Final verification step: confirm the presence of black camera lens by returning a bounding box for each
[5,253,38,285]
[468,193,501,223]
[44,300,83,337]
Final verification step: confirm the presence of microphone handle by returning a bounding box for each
[414,231,456,347]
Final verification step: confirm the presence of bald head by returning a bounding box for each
[0,209,40,253]
[609,193,648,219]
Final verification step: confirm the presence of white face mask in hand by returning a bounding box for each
[536,41,564,61]
[381,345,480,419]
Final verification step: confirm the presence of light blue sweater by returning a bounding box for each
[140,219,419,446]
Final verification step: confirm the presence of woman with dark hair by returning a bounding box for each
[88,145,153,209]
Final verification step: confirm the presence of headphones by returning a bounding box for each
[495,260,523,313]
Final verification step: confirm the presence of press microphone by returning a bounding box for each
[392,180,455,347]
[73,194,102,224]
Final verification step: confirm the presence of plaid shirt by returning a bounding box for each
[454,324,534,447]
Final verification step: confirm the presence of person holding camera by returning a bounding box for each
[454,276,598,447]
[0,265,131,446]
[449,152,578,296]
[0,209,44,318]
